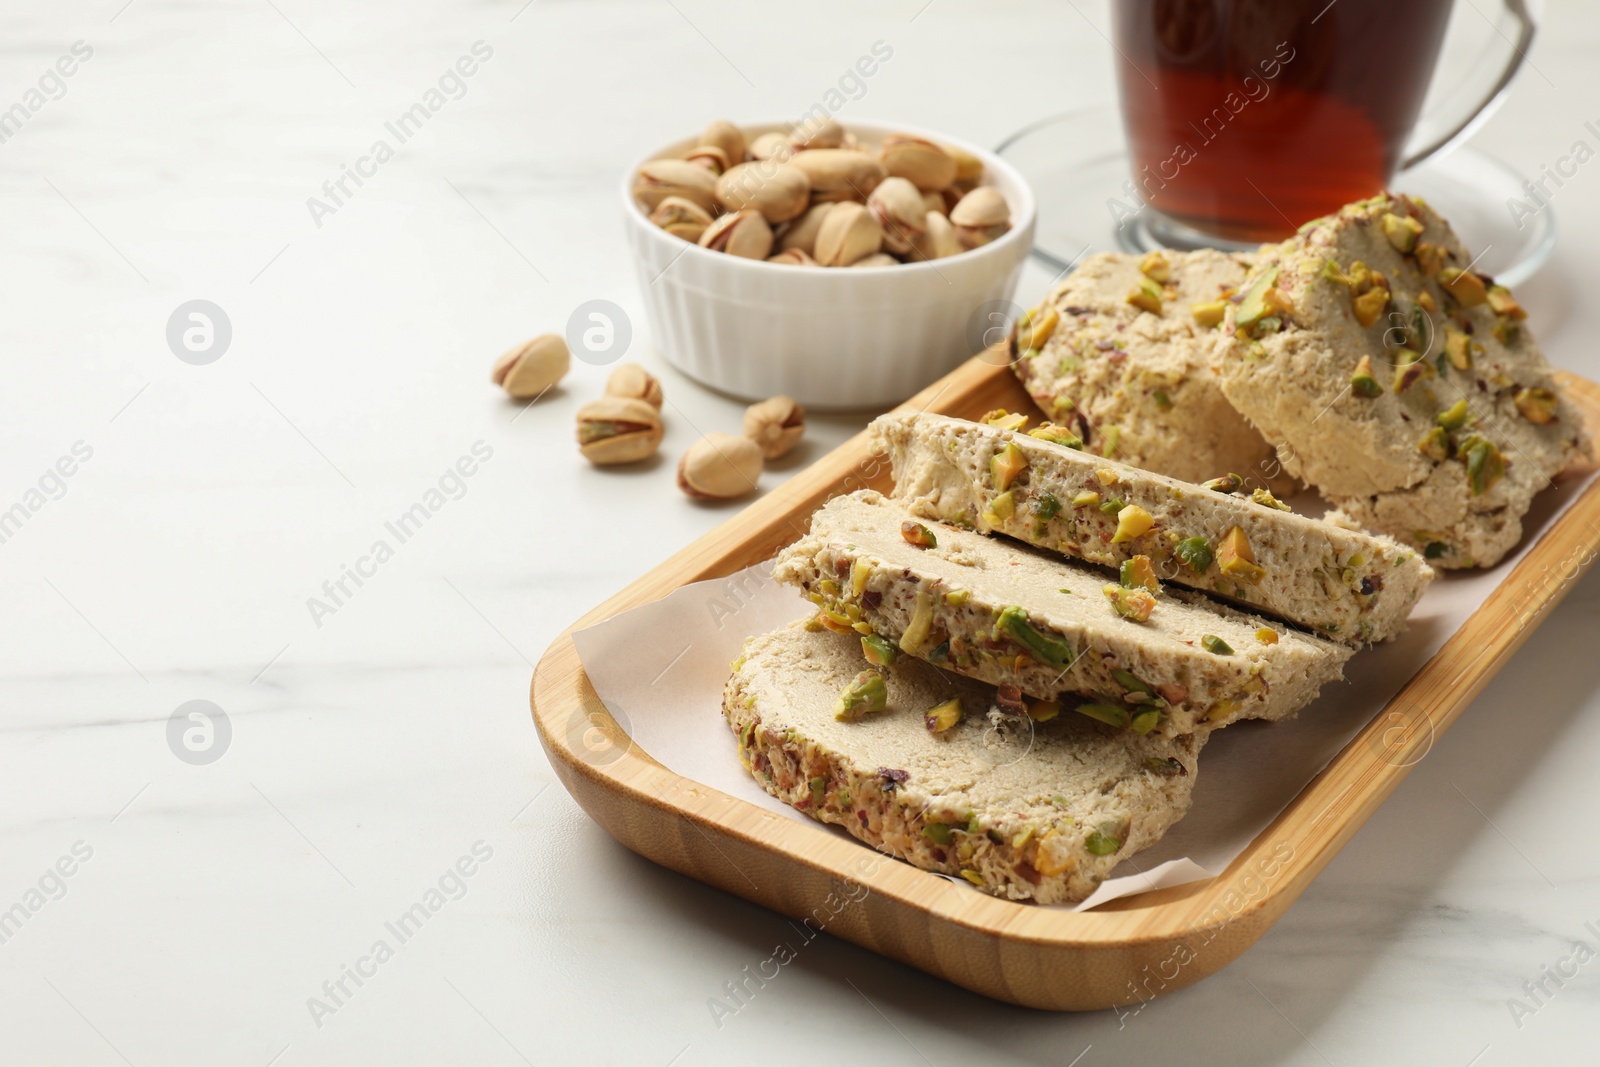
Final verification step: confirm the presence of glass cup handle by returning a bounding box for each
[1401,0,1536,169]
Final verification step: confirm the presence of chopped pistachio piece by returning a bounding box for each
[1084,826,1123,855]
[1255,627,1279,645]
[923,697,963,735]
[922,821,952,845]
[1417,425,1450,462]
[1174,536,1214,574]
[900,520,937,549]
[1103,584,1156,622]
[1129,709,1163,736]
[1028,424,1082,449]
[1201,472,1244,494]
[1099,496,1125,516]
[1234,266,1279,334]
[1437,399,1471,431]
[982,490,1016,525]
[995,606,1075,668]
[1444,327,1474,371]
[1138,250,1171,283]
[1025,698,1060,723]
[1217,526,1266,584]
[1250,488,1291,512]
[980,409,1029,432]
[1438,268,1488,308]
[1111,503,1155,544]
[1127,276,1163,313]
[1016,308,1059,352]
[1119,555,1160,593]
[860,633,900,667]
[1487,285,1526,320]
[1033,492,1062,522]
[1515,387,1559,425]
[1460,434,1506,496]
[1111,668,1155,698]
[1146,756,1186,777]
[1075,702,1131,728]
[833,669,887,721]
[1352,285,1390,328]
[1191,300,1227,328]
[1394,358,1430,393]
[990,442,1027,491]
[1071,490,1100,507]
[1414,242,1446,276]
[1200,634,1234,655]
[1381,212,1424,253]
[1351,354,1383,398]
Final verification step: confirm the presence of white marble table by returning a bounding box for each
[4,0,1600,1063]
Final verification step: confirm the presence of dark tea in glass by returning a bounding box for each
[1112,0,1456,243]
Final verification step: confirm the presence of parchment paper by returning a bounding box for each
[571,468,1597,910]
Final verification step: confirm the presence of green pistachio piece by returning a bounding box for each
[922,821,953,845]
[923,696,963,734]
[809,775,826,805]
[1351,354,1382,398]
[1234,265,1279,333]
[1033,492,1062,522]
[1119,556,1159,593]
[1437,399,1470,431]
[1085,825,1123,855]
[1461,434,1506,496]
[900,521,937,549]
[860,633,900,667]
[1145,756,1186,777]
[1200,634,1234,655]
[1074,703,1131,729]
[1417,425,1450,462]
[833,669,888,722]
[1111,669,1155,697]
[1174,536,1214,574]
[1201,473,1244,494]
[995,606,1074,668]
[1129,709,1163,736]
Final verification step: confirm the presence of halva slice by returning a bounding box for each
[872,410,1433,644]
[1012,249,1287,486]
[725,621,1205,905]
[1215,192,1589,568]
[771,490,1351,737]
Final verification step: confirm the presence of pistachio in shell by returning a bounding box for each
[576,396,664,466]
[850,253,899,268]
[677,432,763,500]
[632,158,718,213]
[790,117,845,150]
[748,131,795,163]
[767,248,819,266]
[949,186,1011,249]
[604,362,664,409]
[715,161,811,224]
[943,142,984,183]
[907,210,961,261]
[648,196,714,242]
[700,119,746,165]
[699,209,774,260]
[743,395,806,458]
[867,176,928,255]
[491,333,569,398]
[787,149,885,203]
[683,144,730,174]
[814,201,883,267]
[881,134,958,192]
[778,202,835,255]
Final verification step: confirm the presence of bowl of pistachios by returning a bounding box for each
[622,118,1035,409]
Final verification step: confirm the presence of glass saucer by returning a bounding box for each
[996,107,1555,287]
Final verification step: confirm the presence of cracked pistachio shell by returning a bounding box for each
[867,176,928,255]
[778,202,835,254]
[699,209,774,260]
[684,144,730,174]
[907,210,961,261]
[748,131,795,163]
[678,432,763,500]
[767,248,819,266]
[788,149,884,203]
[715,161,811,224]
[576,396,663,466]
[700,119,746,165]
[790,117,845,150]
[943,142,984,182]
[881,135,958,192]
[950,186,1011,248]
[491,333,569,398]
[743,395,806,459]
[633,158,717,213]
[814,201,883,267]
[604,362,663,409]
[648,196,714,242]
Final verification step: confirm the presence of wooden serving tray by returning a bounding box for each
[531,356,1600,1011]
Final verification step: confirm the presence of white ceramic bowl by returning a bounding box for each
[621,120,1036,410]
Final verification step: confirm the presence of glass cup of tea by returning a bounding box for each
[1111,0,1535,247]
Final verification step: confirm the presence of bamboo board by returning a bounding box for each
[531,355,1600,1011]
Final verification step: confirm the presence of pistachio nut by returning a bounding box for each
[604,362,664,409]
[748,131,795,163]
[698,209,774,259]
[949,186,1011,249]
[943,142,984,183]
[576,396,663,466]
[790,117,845,150]
[788,149,885,203]
[880,134,958,191]
[700,119,746,166]
[866,176,928,255]
[715,161,810,224]
[633,158,718,213]
[743,395,806,458]
[850,253,898,268]
[648,196,714,242]
[677,431,764,500]
[813,201,883,266]
[684,144,730,174]
[778,202,835,254]
[491,333,570,399]
[767,248,819,266]
[921,190,945,215]
[907,210,961,261]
